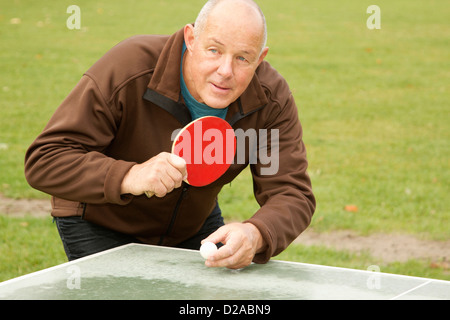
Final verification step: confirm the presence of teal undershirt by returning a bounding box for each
[180,43,228,120]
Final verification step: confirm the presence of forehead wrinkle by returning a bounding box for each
[210,37,224,46]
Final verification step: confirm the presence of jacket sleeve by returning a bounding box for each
[24,75,136,205]
[245,92,316,264]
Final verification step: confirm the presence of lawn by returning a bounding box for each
[0,0,448,282]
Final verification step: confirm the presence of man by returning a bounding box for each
[25,0,315,269]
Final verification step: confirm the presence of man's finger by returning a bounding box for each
[201,227,228,247]
[202,226,244,264]
[205,243,249,269]
[167,154,187,176]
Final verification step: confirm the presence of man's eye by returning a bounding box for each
[210,49,218,54]
[237,56,247,62]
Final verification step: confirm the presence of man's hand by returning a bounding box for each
[201,222,266,269]
[120,152,187,198]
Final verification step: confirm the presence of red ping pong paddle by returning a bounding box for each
[145,116,236,197]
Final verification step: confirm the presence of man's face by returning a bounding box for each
[183,11,268,110]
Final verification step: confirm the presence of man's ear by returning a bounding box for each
[257,47,269,66]
[184,24,196,53]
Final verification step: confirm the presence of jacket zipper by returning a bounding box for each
[81,203,87,219]
[158,182,190,245]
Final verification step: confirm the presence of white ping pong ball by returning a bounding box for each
[200,242,217,259]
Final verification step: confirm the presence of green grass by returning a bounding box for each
[0,215,67,281]
[0,0,449,282]
[276,244,449,281]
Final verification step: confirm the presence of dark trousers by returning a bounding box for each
[55,203,224,261]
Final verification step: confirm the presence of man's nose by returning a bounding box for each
[217,56,233,78]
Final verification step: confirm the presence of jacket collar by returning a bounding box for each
[145,27,268,126]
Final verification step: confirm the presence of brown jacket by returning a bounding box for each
[24,28,315,263]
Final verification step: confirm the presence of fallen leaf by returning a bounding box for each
[344,205,358,212]
[430,261,448,270]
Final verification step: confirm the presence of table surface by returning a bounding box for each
[0,243,449,300]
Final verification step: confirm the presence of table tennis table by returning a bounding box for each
[0,243,448,300]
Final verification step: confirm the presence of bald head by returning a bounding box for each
[194,0,267,54]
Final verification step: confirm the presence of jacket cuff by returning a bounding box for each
[104,160,137,205]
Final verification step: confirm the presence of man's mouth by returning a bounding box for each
[211,83,231,92]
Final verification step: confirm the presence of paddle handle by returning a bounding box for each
[145,191,154,198]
